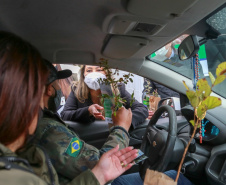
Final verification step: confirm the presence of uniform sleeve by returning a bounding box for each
[38,123,100,180]
[99,126,130,154]
[38,120,129,181]
[61,91,94,123]
[119,84,148,129]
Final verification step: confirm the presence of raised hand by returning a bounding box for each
[88,104,105,120]
[91,145,138,185]
[148,110,154,119]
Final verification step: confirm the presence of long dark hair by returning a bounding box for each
[0,31,48,145]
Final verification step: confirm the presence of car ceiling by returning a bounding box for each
[0,0,226,80]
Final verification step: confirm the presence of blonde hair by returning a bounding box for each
[73,65,119,103]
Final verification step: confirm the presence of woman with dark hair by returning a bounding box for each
[61,65,148,128]
[0,31,138,185]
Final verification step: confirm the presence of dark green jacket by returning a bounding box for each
[0,143,100,185]
[33,109,130,184]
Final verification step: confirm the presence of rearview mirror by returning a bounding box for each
[178,35,200,60]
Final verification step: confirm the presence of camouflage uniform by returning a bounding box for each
[0,143,100,185]
[33,109,130,184]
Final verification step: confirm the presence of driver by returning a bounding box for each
[33,61,193,185]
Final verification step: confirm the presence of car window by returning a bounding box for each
[147,7,226,99]
[113,70,144,103]
[147,34,193,78]
[56,63,181,110]
[205,7,226,99]
[56,64,145,103]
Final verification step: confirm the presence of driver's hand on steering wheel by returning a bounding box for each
[148,110,154,119]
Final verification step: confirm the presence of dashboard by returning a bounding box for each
[181,105,226,145]
[195,118,220,141]
[180,105,226,185]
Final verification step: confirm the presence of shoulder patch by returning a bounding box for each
[65,137,83,157]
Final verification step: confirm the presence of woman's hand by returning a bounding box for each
[91,145,138,185]
[112,107,132,132]
[148,110,155,119]
[88,104,105,120]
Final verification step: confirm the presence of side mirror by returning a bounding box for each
[178,35,200,60]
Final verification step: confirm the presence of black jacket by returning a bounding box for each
[143,78,180,99]
[61,84,148,129]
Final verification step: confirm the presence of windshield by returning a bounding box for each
[147,7,226,98]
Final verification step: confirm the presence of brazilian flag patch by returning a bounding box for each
[65,138,83,157]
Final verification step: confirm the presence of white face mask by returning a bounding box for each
[153,46,169,61]
[84,72,106,90]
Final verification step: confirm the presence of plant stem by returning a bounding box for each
[175,119,199,182]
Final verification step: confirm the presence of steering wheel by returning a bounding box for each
[139,105,177,179]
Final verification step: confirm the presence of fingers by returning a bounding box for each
[93,112,105,120]
[115,146,134,157]
[115,147,138,168]
[148,110,154,115]
[95,115,105,120]
[90,104,104,119]
[118,149,138,163]
[93,104,104,110]
[148,110,154,119]
[128,108,132,117]
[123,162,133,171]
[120,152,137,170]
[112,106,125,117]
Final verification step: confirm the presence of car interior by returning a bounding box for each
[1,0,226,185]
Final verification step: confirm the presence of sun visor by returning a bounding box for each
[53,50,95,64]
[126,0,199,19]
[102,35,149,59]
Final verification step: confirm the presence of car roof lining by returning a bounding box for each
[0,0,226,95]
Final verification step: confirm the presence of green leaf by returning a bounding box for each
[213,75,226,86]
[208,72,215,85]
[130,91,135,106]
[196,104,207,120]
[196,78,211,98]
[98,58,134,116]
[216,61,226,76]
[189,120,200,128]
[189,120,195,127]
[202,96,221,109]
[186,90,199,108]
[119,78,123,82]
[113,111,116,116]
